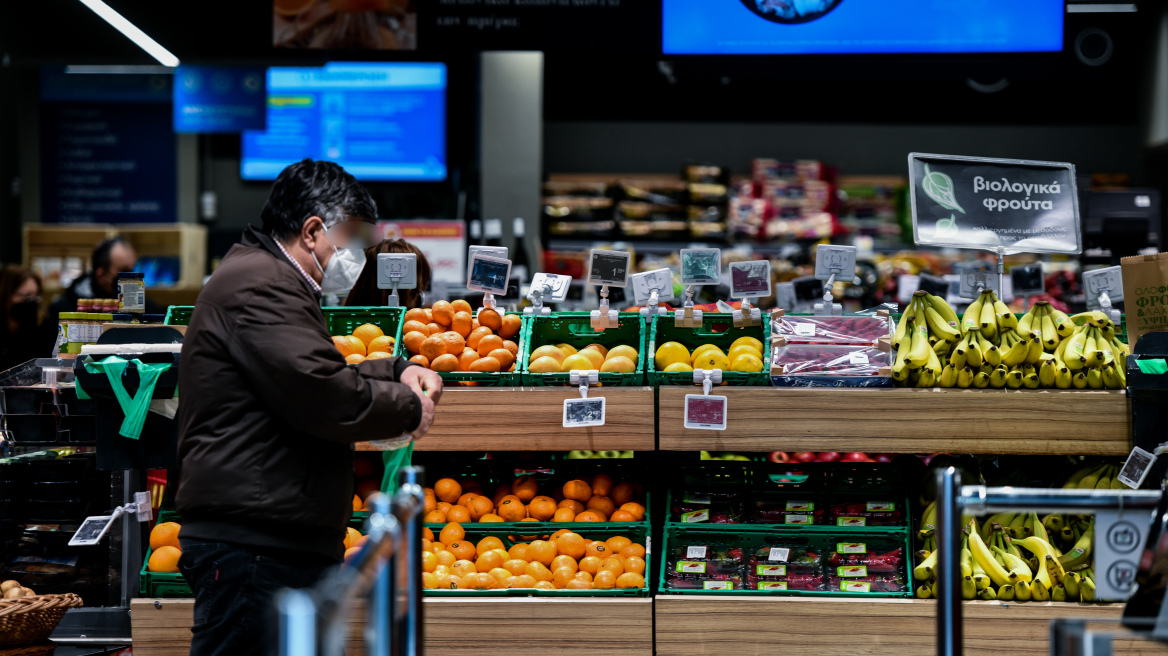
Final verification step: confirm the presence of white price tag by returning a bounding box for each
[837,517,867,527]
[794,323,816,337]
[687,546,708,559]
[768,547,790,562]
[680,509,709,523]
[841,582,871,592]
[837,566,868,577]
[677,561,707,574]
[758,582,788,591]
[563,397,605,428]
[848,352,869,365]
[837,543,866,554]
[684,394,727,431]
[785,515,813,525]
[703,581,733,590]
[756,564,787,576]
[1118,446,1155,489]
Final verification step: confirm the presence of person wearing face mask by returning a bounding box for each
[174,159,444,656]
[0,266,55,372]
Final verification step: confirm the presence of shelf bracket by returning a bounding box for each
[732,297,761,328]
[813,273,844,316]
[693,368,722,396]
[640,288,668,326]
[590,286,619,331]
[524,283,553,316]
[569,369,599,398]
[674,286,702,328]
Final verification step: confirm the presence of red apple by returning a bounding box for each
[840,452,872,462]
[792,452,817,463]
[767,451,790,463]
[816,452,841,462]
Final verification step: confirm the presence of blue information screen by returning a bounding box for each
[241,62,446,182]
[174,66,267,134]
[663,0,1064,56]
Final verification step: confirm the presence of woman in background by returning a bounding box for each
[0,265,53,372]
[344,239,433,492]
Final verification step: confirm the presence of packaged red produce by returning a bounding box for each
[770,344,890,377]
[669,545,746,578]
[665,574,743,590]
[826,575,908,593]
[746,573,826,591]
[672,491,745,524]
[827,544,905,574]
[770,313,891,346]
[749,542,823,572]
[751,498,824,525]
[828,500,904,527]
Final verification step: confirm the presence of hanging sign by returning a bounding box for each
[908,153,1082,255]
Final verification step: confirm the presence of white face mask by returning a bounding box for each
[311,225,366,294]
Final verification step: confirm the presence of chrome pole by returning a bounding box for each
[367,492,394,656]
[396,466,425,656]
[276,589,317,656]
[936,467,962,656]
[960,486,1160,515]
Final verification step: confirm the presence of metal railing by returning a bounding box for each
[275,466,426,656]
[934,467,1162,656]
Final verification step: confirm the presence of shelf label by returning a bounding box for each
[837,543,867,554]
[684,394,728,431]
[836,517,867,527]
[703,581,734,590]
[756,564,787,577]
[757,581,788,591]
[686,546,708,559]
[676,561,707,574]
[563,396,606,428]
[768,547,790,562]
[785,501,814,511]
[848,352,869,365]
[784,515,813,525]
[837,566,868,577]
[794,322,816,337]
[680,509,709,524]
[841,581,871,592]
[866,502,895,511]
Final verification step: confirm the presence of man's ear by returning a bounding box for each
[301,216,325,249]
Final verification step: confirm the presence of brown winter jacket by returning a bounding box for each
[175,226,419,560]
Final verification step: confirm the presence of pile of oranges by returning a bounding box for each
[402,301,522,375]
[333,323,395,365]
[147,521,183,573]
[527,342,639,374]
[422,473,645,524]
[422,522,647,591]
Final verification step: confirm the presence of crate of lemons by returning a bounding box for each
[331,323,396,364]
[652,335,767,384]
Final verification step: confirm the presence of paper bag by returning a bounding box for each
[1121,251,1168,345]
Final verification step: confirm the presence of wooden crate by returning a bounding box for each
[22,224,117,291]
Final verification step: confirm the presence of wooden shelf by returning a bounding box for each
[655,596,1161,656]
[657,387,1131,455]
[356,386,656,452]
[131,596,652,656]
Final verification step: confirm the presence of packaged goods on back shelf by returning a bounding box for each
[770,313,892,345]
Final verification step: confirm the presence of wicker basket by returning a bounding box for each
[0,594,82,647]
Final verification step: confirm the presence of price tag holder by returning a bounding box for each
[377,253,418,290]
[630,268,676,306]
[684,394,727,431]
[680,248,722,286]
[1118,446,1155,489]
[467,253,512,296]
[563,397,605,428]
[1083,265,1124,308]
[588,249,631,288]
[959,269,999,299]
[1093,505,1154,600]
[69,515,117,547]
[469,245,507,262]
[730,260,772,299]
[814,245,859,283]
[1010,264,1044,297]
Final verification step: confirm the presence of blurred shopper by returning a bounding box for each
[46,236,161,325]
[0,266,54,372]
[175,159,443,656]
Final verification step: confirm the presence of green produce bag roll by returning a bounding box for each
[380,442,414,493]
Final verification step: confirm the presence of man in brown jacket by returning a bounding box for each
[175,159,442,656]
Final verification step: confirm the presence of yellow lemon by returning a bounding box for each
[528,356,562,374]
[690,344,725,366]
[730,353,764,373]
[664,362,693,372]
[728,344,762,362]
[693,351,731,371]
[606,345,639,364]
[600,355,636,373]
[654,341,690,370]
[730,336,763,353]
[556,343,578,356]
[530,345,566,364]
[561,353,597,372]
[576,348,605,369]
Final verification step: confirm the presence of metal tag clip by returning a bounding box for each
[569,369,600,398]
[674,285,703,328]
[693,368,722,396]
[590,286,619,331]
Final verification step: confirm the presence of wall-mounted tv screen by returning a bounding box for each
[663,1,1065,56]
[241,62,446,182]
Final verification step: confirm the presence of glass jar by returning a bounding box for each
[77,299,93,312]
[118,272,146,313]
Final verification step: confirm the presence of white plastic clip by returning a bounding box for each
[524,283,553,316]
[590,286,619,331]
[813,273,845,316]
[480,293,497,314]
[639,288,668,326]
[674,285,703,328]
[732,297,761,328]
[1096,291,1123,327]
[569,369,600,398]
[693,368,722,396]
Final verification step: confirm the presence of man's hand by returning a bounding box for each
[400,366,443,438]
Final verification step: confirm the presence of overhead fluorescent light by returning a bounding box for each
[76,0,180,67]
[65,65,175,74]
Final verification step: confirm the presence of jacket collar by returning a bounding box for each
[242,226,323,302]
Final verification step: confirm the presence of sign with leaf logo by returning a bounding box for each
[907,153,1081,255]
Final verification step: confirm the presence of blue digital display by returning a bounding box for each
[241,62,446,182]
[174,66,267,134]
[663,0,1065,56]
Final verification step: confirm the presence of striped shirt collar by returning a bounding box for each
[273,238,322,294]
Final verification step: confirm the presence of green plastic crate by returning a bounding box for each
[430,313,526,387]
[425,524,650,597]
[165,305,404,358]
[656,524,913,598]
[648,312,770,386]
[139,547,192,598]
[519,312,647,386]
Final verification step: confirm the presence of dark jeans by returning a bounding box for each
[178,537,336,656]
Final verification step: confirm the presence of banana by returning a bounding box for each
[957,366,975,388]
[998,583,1016,601]
[980,296,998,339]
[1052,582,1067,602]
[965,333,984,368]
[978,333,1001,367]
[962,575,976,600]
[894,297,917,345]
[971,553,990,590]
[978,586,998,601]
[1045,555,1066,586]
[989,366,1008,389]
[1055,366,1072,389]
[962,293,986,334]
[974,371,991,388]
[1007,513,1027,539]
[1031,579,1051,602]
[1066,328,1089,370]
[1015,579,1033,601]
[1086,367,1103,390]
[961,546,973,578]
[939,364,958,388]
[994,297,1018,331]
[1039,360,1057,387]
[1084,329,1101,367]
[1023,371,1040,389]
[1040,311,1059,350]
[1002,338,1030,367]
[1050,306,1075,338]
[1031,512,1051,545]
[892,332,911,381]
[925,342,943,374]
[1080,576,1096,602]
[968,524,1012,586]
[915,584,933,599]
[1017,307,1036,335]
[906,316,932,368]
[926,293,960,329]
[913,549,938,581]
[1102,363,1122,390]
[949,345,967,369]
[1043,514,1065,533]
[1025,336,1045,365]
[1064,571,1081,601]
[1073,372,1088,389]
[924,304,962,342]
[1015,537,1056,592]
[1006,367,1024,389]
[994,547,1034,582]
[1058,517,1094,569]
[917,368,937,388]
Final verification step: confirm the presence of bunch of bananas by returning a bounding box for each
[1063,461,1126,490]
[891,291,961,387]
[1046,309,1129,389]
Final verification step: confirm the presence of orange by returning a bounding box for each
[432,301,454,327]
[363,492,383,511]
[447,505,471,523]
[611,482,636,506]
[488,348,515,370]
[551,529,572,542]
[436,502,452,514]
[508,544,529,561]
[424,309,434,323]
[333,335,358,358]
[585,541,610,559]
[477,335,504,358]
[499,313,521,339]
[525,561,553,582]
[458,349,479,371]
[511,475,539,502]
[466,573,498,590]
[600,557,625,577]
[475,536,504,556]
[352,323,384,346]
[423,526,435,541]
[439,523,465,545]
[558,499,585,514]
[469,496,495,521]
[610,510,636,522]
[554,532,587,559]
[424,510,447,523]
[436,551,457,568]
[488,568,512,587]
[345,335,366,356]
[422,572,438,589]
[470,357,501,372]
[552,508,576,522]
[344,527,362,550]
[566,579,595,590]
[430,354,459,372]
[575,571,594,582]
[463,479,482,493]
[147,546,182,573]
[551,555,578,573]
[503,559,529,576]
[583,343,609,358]
[534,581,556,590]
[149,522,182,551]
[403,331,427,355]
[451,299,473,315]
[496,498,526,522]
[502,340,519,357]
[366,351,391,360]
[593,570,617,589]
[467,326,493,351]
[527,496,557,521]
[366,335,394,354]
[506,574,537,589]
[457,492,479,507]
[403,320,430,337]
[574,511,606,523]
[479,308,503,332]
[448,542,476,562]
[451,311,473,338]
[578,556,602,575]
[422,551,437,573]
[441,331,466,355]
[624,556,646,575]
[576,348,604,369]
[619,502,646,521]
[494,487,514,507]
[405,308,428,323]
[563,480,593,503]
[421,537,432,551]
[479,514,504,523]
[587,496,616,517]
[420,335,447,361]
[434,478,462,504]
[427,323,443,336]
[527,540,558,566]
[353,494,363,512]
[616,573,645,589]
[475,551,504,572]
[553,566,576,589]
[592,474,614,497]
[605,536,633,553]
[345,354,366,364]
[434,575,460,589]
